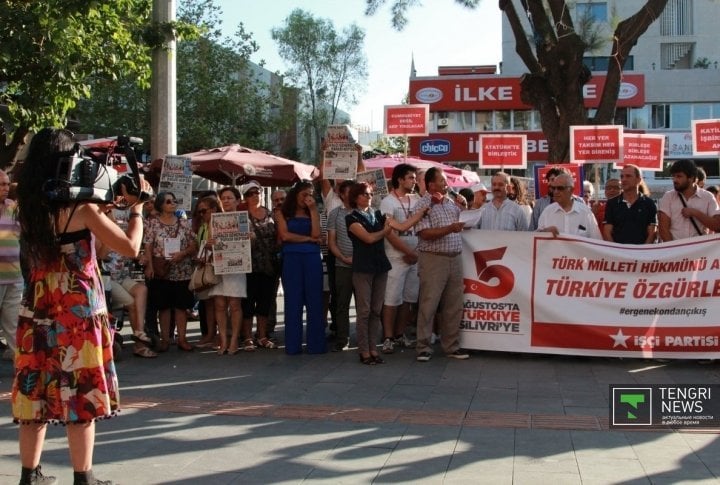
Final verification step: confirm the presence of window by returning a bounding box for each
[670,104,691,129]
[694,104,711,120]
[576,2,608,23]
[661,42,694,69]
[629,107,649,129]
[513,111,532,130]
[495,111,511,130]
[458,112,474,131]
[660,0,693,36]
[475,111,492,131]
[651,104,670,129]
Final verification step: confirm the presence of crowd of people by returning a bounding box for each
[2,128,720,483]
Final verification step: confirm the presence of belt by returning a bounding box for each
[422,251,461,257]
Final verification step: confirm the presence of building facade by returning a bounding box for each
[407,0,720,194]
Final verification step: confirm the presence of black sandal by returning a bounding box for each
[371,355,385,364]
[359,354,376,365]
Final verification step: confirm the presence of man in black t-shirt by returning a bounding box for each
[603,164,658,244]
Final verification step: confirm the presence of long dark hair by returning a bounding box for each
[16,128,76,263]
[281,181,314,219]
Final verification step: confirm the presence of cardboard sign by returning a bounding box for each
[534,163,584,199]
[570,125,623,164]
[617,134,665,171]
[478,134,527,168]
[692,119,720,155]
[384,104,429,137]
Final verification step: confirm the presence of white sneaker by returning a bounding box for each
[447,350,469,360]
[382,338,394,354]
[430,333,439,345]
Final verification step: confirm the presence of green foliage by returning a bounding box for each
[76,0,283,157]
[365,0,480,30]
[693,57,712,69]
[272,9,368,162]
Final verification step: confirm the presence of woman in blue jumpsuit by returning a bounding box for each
[275,181,326,354]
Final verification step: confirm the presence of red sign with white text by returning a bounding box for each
[618,134,665,171]
[384,104,429,137]
[536,163,583,198]
[570,125,623,164]
[479,134,527,168]
[692,119,720,155]
[410,74,645,111]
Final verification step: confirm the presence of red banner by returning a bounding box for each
[409,74,645,111]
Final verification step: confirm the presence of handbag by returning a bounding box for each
[188,248,219,292]
[152,220,181,279]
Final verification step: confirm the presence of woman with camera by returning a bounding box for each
[12,128,148,485]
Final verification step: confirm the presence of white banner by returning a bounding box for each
[461,231,720,359]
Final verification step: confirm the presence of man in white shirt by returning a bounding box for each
[658,159,720,241]
[537,173,602,239]
[379,163,421,353]
[475,172,529,231]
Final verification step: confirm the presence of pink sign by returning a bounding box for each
[536,163,583,198]
[478,134,527,169]
[618,134,665,171]
[692,119,720,155]
[570,125,623,164]
[384,104,429,137]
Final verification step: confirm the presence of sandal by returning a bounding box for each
[243,339,256,352]
[133,346,158,358]
[371,354,385,364]
[257,337,276,349]
[359,354,376,365]
[131,331,153,345]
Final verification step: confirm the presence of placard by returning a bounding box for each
[617,134,665,171]
[692,119,720,155]
[159,155,193,211]
[384,104,429,137]
[478,134,527,168]
[570,125,623,164]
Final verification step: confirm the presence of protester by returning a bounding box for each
[582,180,594,205]
[209,187,247,354]
[276,181,326,354]
[0,169,21,362]
[593,177,621,235]
[143,191,197,352]
[530,166,567,230]
[508,176,533,226]
[602,164,658,244]
[241,181,279,349]
[414,167,470,362]
[12,127,146,485]
[191,196,221,349]
[379,163,421,354]
[537,172,602,239]
[266,189,287,340]
[475,172,529,231]
[327,180,355,352]
[658,159,720,241]
[468,182,488,210]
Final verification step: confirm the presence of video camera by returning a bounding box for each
[44,135,152,207]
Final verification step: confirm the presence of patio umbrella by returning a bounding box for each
[363,155,480,188]
[152,144,319,187]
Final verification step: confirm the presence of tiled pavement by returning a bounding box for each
[1,321,719,484]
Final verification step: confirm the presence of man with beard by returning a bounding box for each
[475,172,529,231]
[658,159,720,241]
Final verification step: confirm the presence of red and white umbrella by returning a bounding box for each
[363,155,479,188]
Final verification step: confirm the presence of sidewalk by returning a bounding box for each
[1,316,719,484]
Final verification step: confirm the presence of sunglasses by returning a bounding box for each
[165,199,178,204]
[549,186,570,191]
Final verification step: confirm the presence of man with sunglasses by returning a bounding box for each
[537,172,602,239]
[530,166,568,230]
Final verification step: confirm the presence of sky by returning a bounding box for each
[213,0,502,131]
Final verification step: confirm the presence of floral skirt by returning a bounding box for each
[11,309,119,424]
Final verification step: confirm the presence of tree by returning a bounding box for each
[272,9,368,163]
[75,0,286,157]
[0,1,154,168]
[365,0,669,162]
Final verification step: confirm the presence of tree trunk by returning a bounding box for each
[0,125,29,172]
